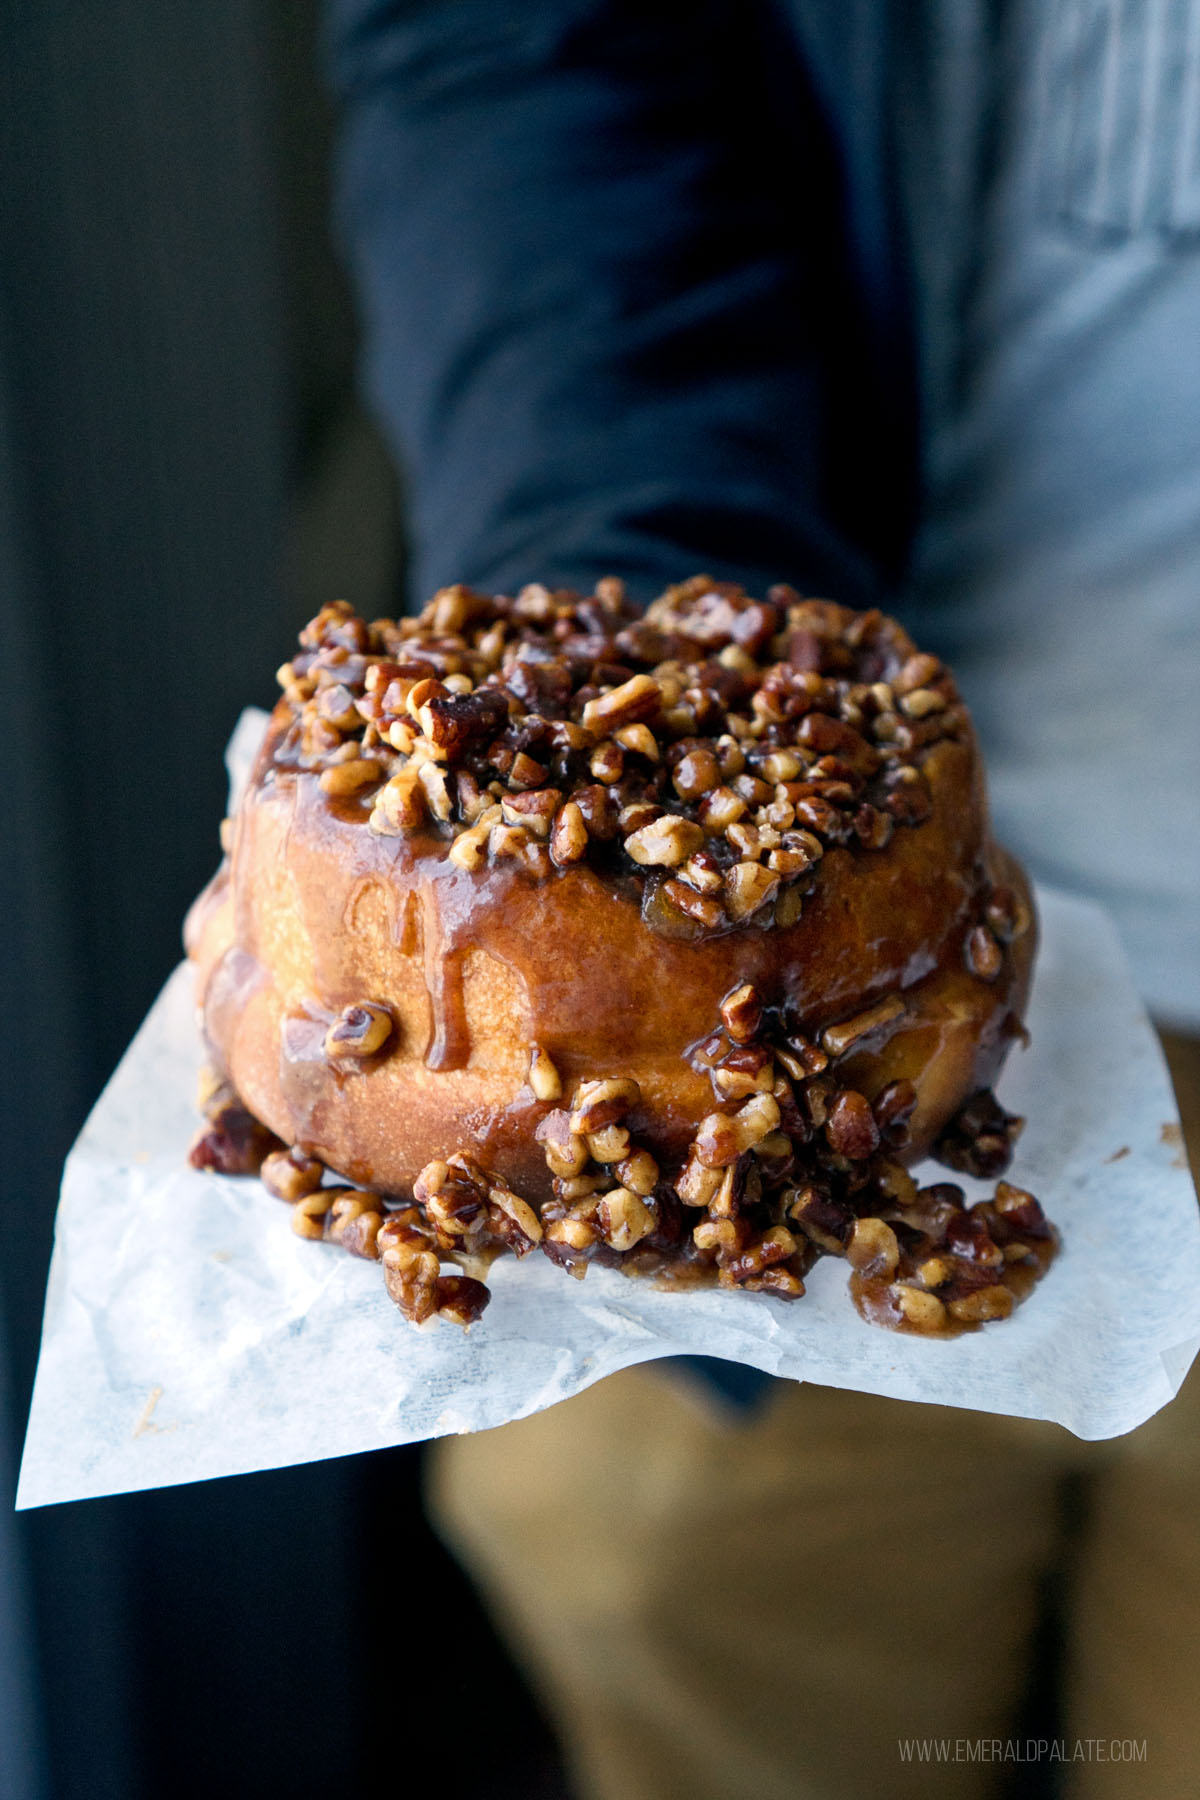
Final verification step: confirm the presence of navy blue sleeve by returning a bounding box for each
[327,0,891,608]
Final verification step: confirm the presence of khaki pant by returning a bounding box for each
[428,1035,1200,1800]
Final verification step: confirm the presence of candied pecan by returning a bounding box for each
[697,785,747,830]
[316,683,362,731]
[485,1175,543,1253]
[825,1089,881,1160]
[189,1102,281,1175]
[853,803,893,849]
[785,626,823,671]
[616,1148,659,1196]
[732,771,774,807]
[661,878,725,928]
[738,1265,806,1298]
[581,674,662,734]
[416,1157,490,1243]
[883,780,932,825]
[796,712,875,772]
[791,794,845,838]
[892,652,942,696]
[947,1285,1013,1323]
[787,1184,853,1253]
[646,579,778,653]
[597,1187,655,1251]
[319,758,381,797]
[381,1243,441,1323]
[675,1150,724,1209]
[846,1217,900,1279]
[553,1173,605,1204]
[692,1215,751,1262]
[991,1181,1051,1239]
[261,1146,325,1202]
[985,885,1032,944]
[587,1123,632,1163]
[724,861,779,921]
[965,923,1004,982]
[616,723,660,761]
[933,1089,1024,1179]
[501,788,561,836]
[625,814,705,867]
[335,1203,384,1259]
[448,817,493,870]
[943,1210,1004,1270]
[894,1284,948,1330]
[872,1079,917,1146]
[549,800,589,865]
[902,1182,968,1238]
[544,1215,599,1256]
[300,600,370,654]
[422,676,507,756]
[681,848,725,892]
[505,650,573,714]
[721,1225,799,1285]
[527,1045,563,1102]
[291,1190,334,1239]
[325,1001,393,1060]
[508,751,547,789]
[370,768,426,834]
[570,1078,641,1134]
[433,1275,492,1325]
[672,748,721,800]
[777,1032,828,1078]
[325,1190,383,1246]
[573,783,618,839]
[705,1155,749,1220]
[489,820,530,858]
[694,1092,781,1167]
[535,1110,589,1178]
[720,983,763,1044]
[820,993,905,1058]
[712,1058,776,1102]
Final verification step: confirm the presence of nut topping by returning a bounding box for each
[228,579,1054,1337]
[624,814,705,868]
[820,994,905,1059]
[720,983,764,1045]
[261,1146,326,1203]
[324,1002,394,1060]
[527,1046,563,1102]
[569,1078,641,1134]
[275,579,973,943]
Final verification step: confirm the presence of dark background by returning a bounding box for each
[0,3,567,1793]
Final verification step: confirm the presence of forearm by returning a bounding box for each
[329,0,893,605]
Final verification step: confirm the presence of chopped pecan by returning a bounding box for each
[569,1078,641,1134]
[825,1089,881,1160]
[625,814,705,867]
[820,994,905,1059]
[324,1002,393,1060]
[189,1101,281,1175]
[260,1146,326,1202]
[933,1089,1024,1179]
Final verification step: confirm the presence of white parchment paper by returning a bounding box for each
[16,713,1200,1507]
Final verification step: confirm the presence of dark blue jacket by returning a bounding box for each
[327,0,919,613]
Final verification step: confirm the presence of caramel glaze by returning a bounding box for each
[185,701,1034,1208]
